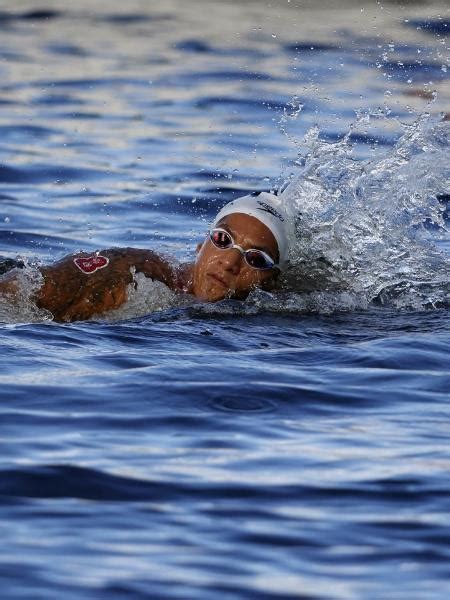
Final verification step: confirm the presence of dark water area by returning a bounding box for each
[0,0,449,598]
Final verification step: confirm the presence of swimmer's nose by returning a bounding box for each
[219,248,243,275]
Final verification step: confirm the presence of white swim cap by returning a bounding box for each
[213,192,290,269]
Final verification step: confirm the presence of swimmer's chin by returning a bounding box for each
[191,275,260,303]
[194,289,233,302]
[193,286,250,303]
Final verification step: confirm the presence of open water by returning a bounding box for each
[0,1,449,598]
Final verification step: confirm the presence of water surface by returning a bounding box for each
[0,1,449,598]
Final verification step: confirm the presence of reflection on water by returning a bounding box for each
[0,1,449,598]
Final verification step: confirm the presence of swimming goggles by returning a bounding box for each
[209,228,278,270]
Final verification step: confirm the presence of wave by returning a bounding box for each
[2,463,444,503]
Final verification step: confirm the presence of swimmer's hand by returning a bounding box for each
[35,248,176,322]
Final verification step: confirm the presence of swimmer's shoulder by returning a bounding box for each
[79,247,179,289]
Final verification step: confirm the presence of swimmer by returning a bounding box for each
[0,192,290,322]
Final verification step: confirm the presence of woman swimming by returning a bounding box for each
[0,192,290,322]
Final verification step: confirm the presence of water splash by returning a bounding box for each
[276,112,449,310]
[0,266,52,324]
[278,95,304,147]
[99,272,181,321]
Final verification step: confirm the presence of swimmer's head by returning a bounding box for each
[212,192,290,269]
[191,192,289,302]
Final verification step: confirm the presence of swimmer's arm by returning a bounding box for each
[116,248,177,286]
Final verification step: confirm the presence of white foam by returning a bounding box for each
[96,271,184,322]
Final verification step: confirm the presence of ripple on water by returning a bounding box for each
[207,391,279,414]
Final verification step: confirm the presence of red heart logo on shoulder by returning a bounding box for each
[74,255,109,274]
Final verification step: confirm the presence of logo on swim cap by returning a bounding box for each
[256,200,284,222]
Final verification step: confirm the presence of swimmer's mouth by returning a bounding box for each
[208,273,229,288]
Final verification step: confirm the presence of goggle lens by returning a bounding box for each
[210,229,233,249]
[245,250,274,270]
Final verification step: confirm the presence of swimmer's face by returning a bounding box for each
[192,213,279,302]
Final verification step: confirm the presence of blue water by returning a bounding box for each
[0,1,449,598]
